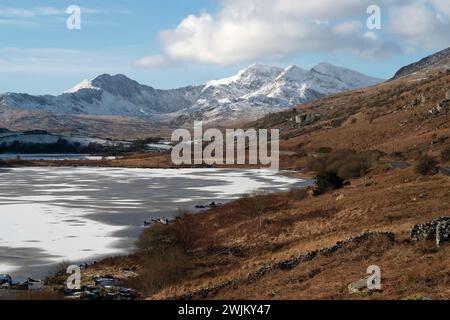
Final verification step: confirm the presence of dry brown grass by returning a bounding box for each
[141,167,450,300]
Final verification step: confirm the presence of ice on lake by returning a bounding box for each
[0,167,313,279]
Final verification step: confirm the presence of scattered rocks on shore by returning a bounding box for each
[0,275,43,291]
[195,201,222,209]
[143,202,222,227]
[62,275,138,300]
[144,217,177,227]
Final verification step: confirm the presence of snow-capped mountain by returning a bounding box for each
[174,63,382,124]
[1,74,202,117]
[0,63,382,126]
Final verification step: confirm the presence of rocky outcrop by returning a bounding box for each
[410,217,450,246]
[0,276,43,290]
[294,113,322,126]
[62,275,138,300]
[348,278,371,294]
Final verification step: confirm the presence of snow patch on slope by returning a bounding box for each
[64,79,101,94]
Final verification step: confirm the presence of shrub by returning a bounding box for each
[131,217,201,295]
[415,155,438,176]
[314,171,344,195]
[307,149,380,180]
[287,188,308,201]
[337,160,366,180]
[44,260,72,286]
[234,192,287,218]
[441,146,450,163]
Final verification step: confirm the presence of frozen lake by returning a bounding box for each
[0,167,313,280]
[0,154,118,161]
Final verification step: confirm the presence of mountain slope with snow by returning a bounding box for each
[0,63,383,126]
[1,74,202,118]
[173,63,382,124]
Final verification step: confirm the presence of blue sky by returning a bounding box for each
[0,0,449,95]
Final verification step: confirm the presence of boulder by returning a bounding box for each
[348,278,369,294]
[0,274,11,286]
[93,275,117,288]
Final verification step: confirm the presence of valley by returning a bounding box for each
[1,46,450,301]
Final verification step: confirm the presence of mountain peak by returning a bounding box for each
[205,64,283,89]
[311,62,345,74]
[65,74,139,94]
[277,65,308,81]
[92,73,136,85]
[239,64,283,77]
[89,74,144,98]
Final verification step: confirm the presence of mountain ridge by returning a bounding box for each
[0,63,383,126]
[393,46,450,79]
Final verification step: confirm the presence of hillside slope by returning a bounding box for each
[393,47,450,79]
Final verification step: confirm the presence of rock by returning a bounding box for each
[0,275,44,291]
[144,217,176,227]
[117,288,138,300]
[0,282,11,289]
[158,218,171,225]
[348,278,369,294]
[0,274,12,285]
[23,278,44,290]
[195,202,222,210]
[62,277,138,300]
[336,194,345,201]
[80,286,102,300]
[295,113,322,126]
[93,275,117,288]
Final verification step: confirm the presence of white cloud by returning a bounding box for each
[132,55,170,68]
[134,0,450,67]
[0,47,126,74]
[431,0,450,18]
[0,7,65,17]
[0,6,107,18]
[387,1,450,49]
[333,21,362,35]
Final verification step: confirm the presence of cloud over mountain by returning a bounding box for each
[137,0,450,67]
